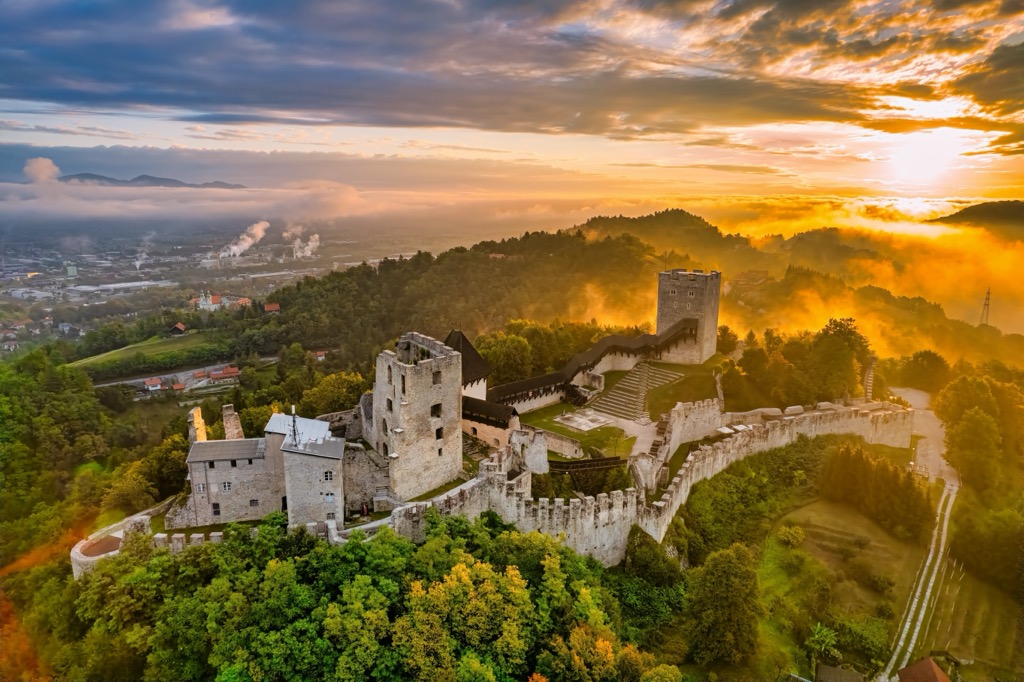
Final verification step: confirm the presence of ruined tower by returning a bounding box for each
[372,332,464,501]
[656,269,721,364]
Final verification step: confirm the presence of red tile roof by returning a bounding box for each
[171,383,185,391]
[143,378,162,386]
[898,659,952,682]
[264,302,281,312]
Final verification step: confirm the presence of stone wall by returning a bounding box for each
[504,387,565,414]
[461,416,513,449]
[342,445,390,514]
[70,497,176,579]
[526,426,584,459]
[391,403,913,566]
[283,450,345,526]
[655,269,720,362]
[511,427,549,474]
[665,399,723,457]
[574,351,642,383]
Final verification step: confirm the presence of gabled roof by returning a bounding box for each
[264,302,281,312]
[463,396,517,428]
[897,659,951,682]
[143,377,162,386]
[171,322,186,331]
[187,438,266,463]
[264,412,332,444]
[816,664,864,682]
[443,330,491,385]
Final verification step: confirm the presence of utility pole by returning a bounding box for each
[979,287,990,326]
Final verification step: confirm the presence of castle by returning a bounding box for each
[72,268,914,575]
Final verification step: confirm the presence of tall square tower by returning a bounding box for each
[372,333,463,500]
[656,269,721,363]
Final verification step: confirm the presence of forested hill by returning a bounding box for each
[929,200,1023,241]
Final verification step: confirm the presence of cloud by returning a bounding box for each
[612,162,791,175]
[23,157,60,183]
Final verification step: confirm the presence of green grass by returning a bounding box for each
[724,372,779,412]
[91,508,128,532]
[519,403,633,457]
[647,374,718,420]
[866,442,915,468]
[410,476,469,501]
[149,510,262,537]
[70,331,213,367]
[919,556,1019,679]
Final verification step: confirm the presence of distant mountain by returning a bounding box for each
[58,173,246,189]
[930,201,1023,240]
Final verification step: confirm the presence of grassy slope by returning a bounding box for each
[70,331,212,367]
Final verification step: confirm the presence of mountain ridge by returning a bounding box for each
[58,172,245,189]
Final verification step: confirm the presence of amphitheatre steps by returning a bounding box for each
[591,362,683,421]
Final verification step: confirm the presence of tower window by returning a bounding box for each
[249,499,259,507]
[208,461,215,469]
[212,503,220,516]
[431,403,442,418]
[438,448,443,457]
[387,366,393,384]
[248,459,253,465]
[325,493,335,503]
[324,470,333,482]
[222,482,232,492]
[686,303,691,310]
[435,427,443,440]
[195,483,206,493]
[401,375,406,392]
[688,290,695,297]
[231,460,237,468]
[670,289,677,295]
[387,398,393,411]
[432,370,442,384]
[326,512,336,520]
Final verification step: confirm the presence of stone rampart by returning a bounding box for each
[665,398,723,457]
[70,497,176,578]
[504,388,566,414]
[387,403,913,566]
[528,426,583,459]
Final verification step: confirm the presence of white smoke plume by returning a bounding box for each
[292,233,320,258]
[24,157,61,183]
[135,230,157,270]
[282,223,305,239]
[219,220,269,258]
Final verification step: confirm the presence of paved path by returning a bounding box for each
[878,389,960,680]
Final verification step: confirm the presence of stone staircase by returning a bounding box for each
[863,355,877,400]
[591,362,684,421]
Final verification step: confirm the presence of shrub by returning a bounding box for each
[777,525,806,547]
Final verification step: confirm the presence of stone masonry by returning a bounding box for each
[655,269,720,364]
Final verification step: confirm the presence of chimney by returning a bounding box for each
[222,404,245,440]
[188,406,207,443]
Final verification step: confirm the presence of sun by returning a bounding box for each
[886,128,974,188]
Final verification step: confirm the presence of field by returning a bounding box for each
[519,403,635,457]
[70,332,212,367]
[918,553,1019,679]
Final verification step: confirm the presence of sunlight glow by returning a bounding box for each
[886,128,977,187]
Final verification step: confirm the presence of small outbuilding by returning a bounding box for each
[897,658,952,682]
[170,322,187,335]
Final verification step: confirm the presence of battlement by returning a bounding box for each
[393,332,459,367]
[661,268,721,281]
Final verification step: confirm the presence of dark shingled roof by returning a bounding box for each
[187,438,266,464]
[462,396,517,428]
[487,317,700,403]
[897,659,951,682]
[444,330,491,385]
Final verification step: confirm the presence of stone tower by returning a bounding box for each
[372,332,463,501]
[656,269,721,364]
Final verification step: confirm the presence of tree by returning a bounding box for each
[899,350,951,393]
[716,326,739,356]
[934,376,999,425]
[101,460,158,514]
[805,622,840,667]
[684,543,763,665]
[477,334,533,385]
[298,371,366,418]
[945,407,1001,489]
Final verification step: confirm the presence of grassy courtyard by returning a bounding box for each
[519,403,635,458]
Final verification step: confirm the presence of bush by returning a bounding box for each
[777,525,805,548]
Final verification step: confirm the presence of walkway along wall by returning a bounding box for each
[393,403,913,565]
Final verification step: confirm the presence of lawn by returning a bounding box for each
[519,403,633,457]
[647,374,718,420]
[71,331,213,367]
[411,476,470,501]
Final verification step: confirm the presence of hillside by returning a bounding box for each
[930,200,1023,240]
[58,173,246,189]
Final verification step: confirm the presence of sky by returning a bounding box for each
[0,0,1022,232]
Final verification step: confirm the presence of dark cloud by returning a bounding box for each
[0,0,1019,145]
[954,42,1024,115]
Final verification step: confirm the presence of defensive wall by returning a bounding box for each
[70,497,176,578]
[527,426,585,459]
[394,402,913,565]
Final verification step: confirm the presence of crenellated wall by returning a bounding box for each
[526,426,583,459]
[391,403,913,565]
[665,398,723,457]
